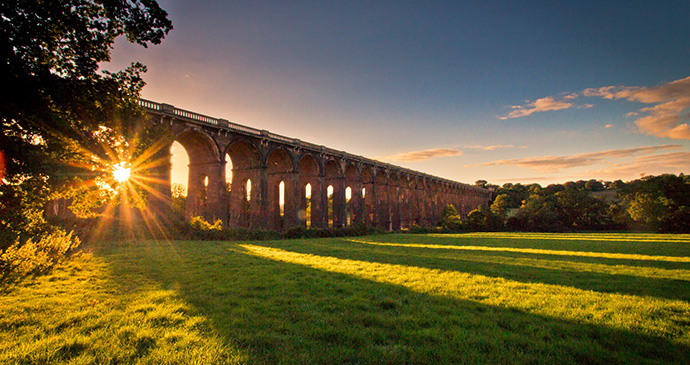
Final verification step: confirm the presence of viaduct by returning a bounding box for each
[141,99,491,231]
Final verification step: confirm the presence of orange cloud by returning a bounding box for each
[580,151,690,180]
[467,145,682,172]
[583,76,690,140]
[499,96,575,119]
[501,76,690,140]
[465,144,519,150]
[382,148,463,162]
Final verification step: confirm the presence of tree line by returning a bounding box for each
[449,175,690,233]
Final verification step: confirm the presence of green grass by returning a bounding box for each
[1,232,690,363]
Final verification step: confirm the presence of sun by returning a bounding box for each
[112,162,131,183]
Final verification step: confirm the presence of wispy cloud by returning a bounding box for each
[605,124,614,129]
[578,151,690,180]
[381,148,463,162]
[492,176,551,183]
[466,145,682,172]
[465,144,522,151]
[499,96,576,120]
[583,76,690,140]
[502,76,690,140]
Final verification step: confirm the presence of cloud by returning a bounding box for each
[507,76,690,139]
[382,148,463,162]
[604,124,614,128]
[582,76,690,140]
[499,96,575,120]
[466,145,682,172]
[580,151,690,180]
[492,176,551,183]
[465,144,519,151]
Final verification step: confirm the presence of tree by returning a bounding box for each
[584,179,605,192]
[552,189,611,230]
[0,0,172,243]
[475,180,488,188]
[440,204,462,231]
[490,194,510,218]
[620,174,690,232]
[466,205,503,231]
[509,194,564,232]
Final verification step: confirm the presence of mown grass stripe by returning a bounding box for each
[240,244,690,341]
[350,245,690,282]
[431,233,690,243]
[347,239,690,263]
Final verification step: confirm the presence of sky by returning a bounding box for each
[105,0,690,187]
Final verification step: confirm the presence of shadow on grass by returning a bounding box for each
[102,240,690,364]
[258,238,690,303]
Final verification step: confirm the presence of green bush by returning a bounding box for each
[1,229,80,284]
[189,216,222,231]
[440,205,464,232]
[284,226,306,239]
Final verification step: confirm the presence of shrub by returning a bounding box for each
[440,205,464,232]
[1,229,81,284]
[284,226,306,239]
[189,216,222,231]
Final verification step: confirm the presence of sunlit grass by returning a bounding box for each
[2,232,689,363]
[241,243,690,340]
[347,237,690,262]
[0,252,243,364]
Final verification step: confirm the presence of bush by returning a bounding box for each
[408,224,433,234]
[1,229,81,284]
[284,226,306,239]
[440,205,464,232]
[189,216,222,231]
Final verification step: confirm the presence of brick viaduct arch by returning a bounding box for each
[141,100,491,231]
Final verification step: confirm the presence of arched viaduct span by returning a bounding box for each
[141,99,491,231]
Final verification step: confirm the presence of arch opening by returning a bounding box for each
[327,185,334,228]
[299,154,320,229]
[345,186,352,226]
[170,130,224,222]
[305,183,312,228]
[267,148,295,230]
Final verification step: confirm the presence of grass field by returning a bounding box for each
[1,232,689,364]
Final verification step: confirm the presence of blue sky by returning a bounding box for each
[106,0,690,186]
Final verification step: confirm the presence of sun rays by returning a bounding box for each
[58,119,176,241]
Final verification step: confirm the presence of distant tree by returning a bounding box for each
[627,194,668,231]
[509,194,564,232]
[490,194,510,218]
[621,174,690,232]
[466,206,503,231]
[494,183,529,209]
[584,179,605,191]
[475,180,488,188]
[527,183,543,196]
[544,184,565,195]
[553,189,611,230]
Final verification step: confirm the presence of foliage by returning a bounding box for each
[489,175,690,233]
[0,177,55,247]
[466,205,503,231]
[0,0,172,241]
[439,204,463,231]
[616,174,690,232]
[490,193,510,218]
[189,216,222,231]
[0,229,80,285]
